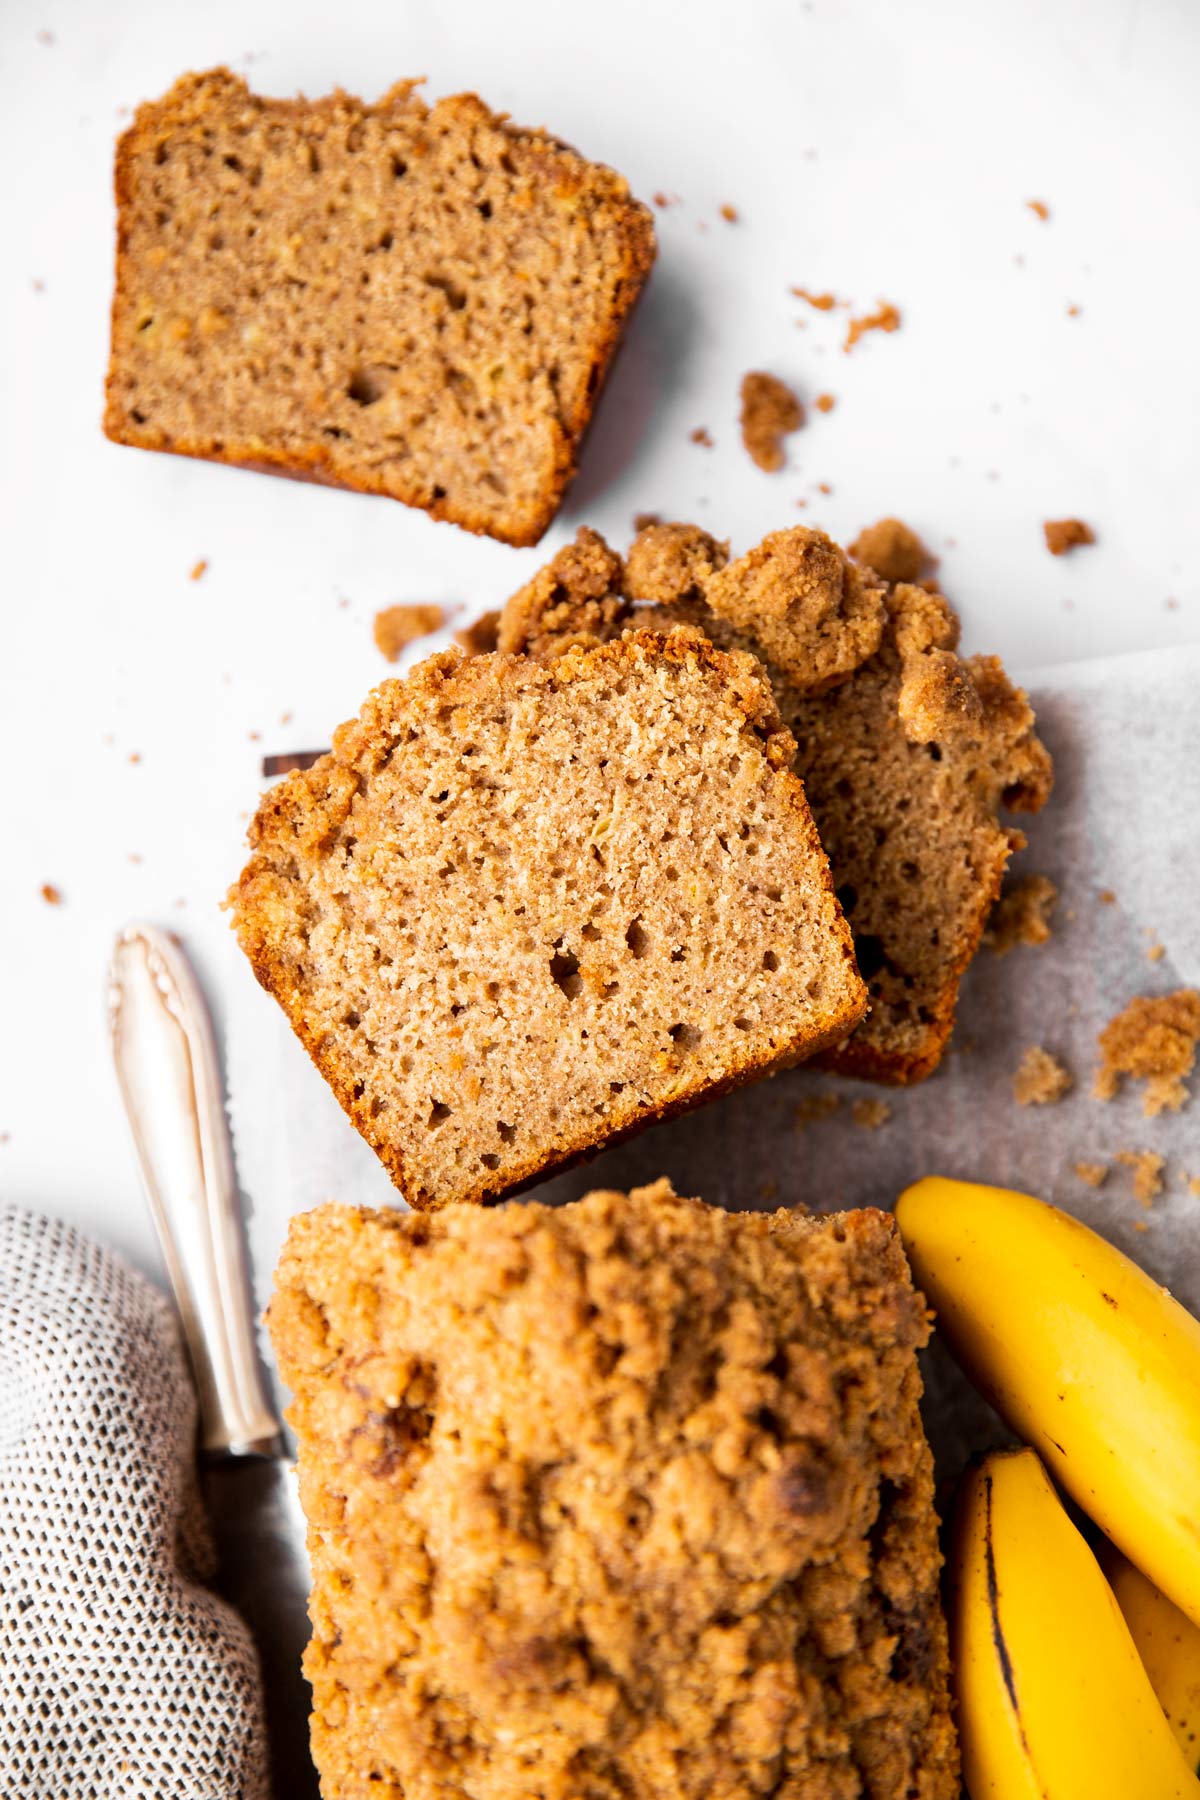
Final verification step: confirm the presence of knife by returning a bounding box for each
[108,923,319,1800]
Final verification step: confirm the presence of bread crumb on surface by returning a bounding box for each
[690,426,714,447]
[373,603,445,662]
[791,286,838,311]
[1146,942,1165,963]
[794,1092,841,1130]
[1067,303,1082,318]
[849,518,930,587]
[816,480,834,496]
[1013,1045,1073,1106]
[1098,888,1117,905]
[1027,199,1050,221]
[844,301,900,352]
[739,372,804,472]
[851,1097,892,1130]
[1115,1149,1166,1207]
[653,191,674,208]
[1188,1174,1200,1197]
[454,610,501,656]
[1095,990,1200,1115]
[719,203,739,222]
[40,884,63,906]
[189,557,208,581]
[815,393,836,414]
[1043,518,1095,556]
[983,873,1058,954]
[1073,1161,1108,1188]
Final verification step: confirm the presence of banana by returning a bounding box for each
[951,1446,1200,1798]
[896,1176,1200,1629]
[1102,1543,1200,1773]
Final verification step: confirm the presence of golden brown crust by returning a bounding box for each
[105,70,656,547]
[230,633,866,1209]
[269,1184,959,1800]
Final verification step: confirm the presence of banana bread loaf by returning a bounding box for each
[229,632,865,1208]
[269,1181,960,1800]
[494,522,1052,1082]
[105,70,655,546]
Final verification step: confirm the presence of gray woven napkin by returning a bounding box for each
[0,1205,268,1800]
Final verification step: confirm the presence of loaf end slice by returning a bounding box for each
[105,69,656,546]
[229,633,866,1209]
[269,1183,960,1800]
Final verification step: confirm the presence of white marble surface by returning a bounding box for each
[3,0,1199,1288]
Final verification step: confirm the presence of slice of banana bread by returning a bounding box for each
[104,70,655,546]
[495,522,1052,1083]
[268,1182,960,1800]
[229,633,865,1209]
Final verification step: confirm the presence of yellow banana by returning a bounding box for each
[1102,1543,1200,1773]
[951,1446,1200,1798]
[896,1176,1200,1629]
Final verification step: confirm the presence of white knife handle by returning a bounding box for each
[108,924,282,1458]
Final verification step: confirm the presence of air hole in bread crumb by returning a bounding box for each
[626,920,649,958]
[480,1153,499,1170]
[669,1023,701,1050]
[497,1122,516,1144]
[428,1101,451,1128]
[391,155,407,178]
[734,1016,752,1030]
[550,947,581,998]
[763,950,780,972]
[348,367,387,406]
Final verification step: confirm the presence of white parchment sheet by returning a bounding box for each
[227,643,1200,1470]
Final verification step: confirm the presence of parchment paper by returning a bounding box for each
[226,643,1200,1474]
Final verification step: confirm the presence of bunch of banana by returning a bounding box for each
[896,1176,1200,1796]
[953,1447,1200,1796]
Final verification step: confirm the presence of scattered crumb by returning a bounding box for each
[984,874,1058,954]
[652,192,675,209]
[1146,942,1165,963]
[454,610,501,656]
[373,602,445,662]
[844,301,901,352]
[337,596,350,609]
[815,393,836,414]
[1099,888,1117,905]
[1013,1045,1073,1106]
[851,1098,892,1130]
[794,1093,841,1130]
[739,373,803,472]
[128,752,142,765]
[1067,304,1082,318]
[1189,1175,1200,1198]
[1027,199,1050,221]
[1096,990,1200,1115]
[633,512,662,533]
[1166,597,1179,611]
[40,884,62,906]
[849,518,930,586]
[816,481,833,496]
[262,750,326,778]
[1073,1161,1108,1188]
[1115,1149,1166,1207]
[247,730,261,743]
[791,287,838,311]
[719,204,739,223]
[189,558,209,581]
[794,498,809,510]
[36,28,55,45]
[1044,518,1095,556]
[127,853,143,865]
[689,426,714,448]
[0,1133,9,1144]
[279,710,293,725]
[32,278,45,293]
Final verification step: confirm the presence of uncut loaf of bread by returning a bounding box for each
[268,1182,960,1800]
[104,70,655,546]
[229,632,865,1209]
[496,522,1053,1083]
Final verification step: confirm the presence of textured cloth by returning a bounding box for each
[0,1205,268,1799]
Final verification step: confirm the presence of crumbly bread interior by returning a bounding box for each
[105,70,655,546]
[230,633,865,1208]
[495,522,1052,1082]
[269,1182,960,1800]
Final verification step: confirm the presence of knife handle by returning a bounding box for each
[109,924,283,1458]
